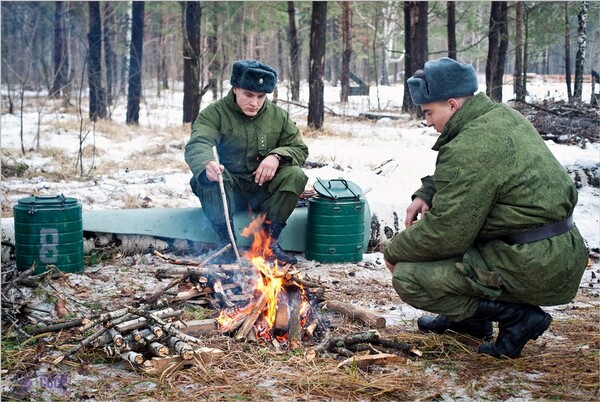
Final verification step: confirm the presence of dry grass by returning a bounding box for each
[2,299,598,401]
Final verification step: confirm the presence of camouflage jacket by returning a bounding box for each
[384,93,587,305]
[185,89,308,183]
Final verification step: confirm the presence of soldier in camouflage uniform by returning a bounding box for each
[185,60,309,264]
[384,57,588,359]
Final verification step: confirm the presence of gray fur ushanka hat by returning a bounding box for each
[231,60,278,94]
[407,57,478,105]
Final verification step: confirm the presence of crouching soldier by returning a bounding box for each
[384,57,588,358]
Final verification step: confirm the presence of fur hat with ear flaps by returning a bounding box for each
[230,60,278,94]
[407,57,478,105]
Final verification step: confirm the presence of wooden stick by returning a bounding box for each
[54,327,110,363]
[153,250,202,266]
[321,300,386,329]
[26,318,85,335]
[235,293,268,340]
[287,287,302,342]
[212,145,243,269]
[144,244,234,305]
[155,264,252,278]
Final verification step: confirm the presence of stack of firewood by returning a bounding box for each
[53,302,223,374]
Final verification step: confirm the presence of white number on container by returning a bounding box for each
[39,228,59,263]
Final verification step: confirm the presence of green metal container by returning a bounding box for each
[305,178,367,263]
[13,195,84,274]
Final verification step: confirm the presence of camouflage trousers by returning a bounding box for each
[191,165,308,226]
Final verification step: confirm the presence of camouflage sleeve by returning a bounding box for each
[413,175,436,207]
[384,140,498,263]
[184,106,222,182]
[270,110,309,167]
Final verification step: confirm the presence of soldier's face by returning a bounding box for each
[421,99,458,133]
[233,88,267,117]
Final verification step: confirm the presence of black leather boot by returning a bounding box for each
[210,222,237,264]
[263,221,297,265]
[417,314,493,339]
[473,300,552,359]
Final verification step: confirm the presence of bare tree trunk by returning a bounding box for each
[486,1,508,102]
[182,1,201,123]
[402,1,428,115]
[573,1,588,102]
[564,2,572,101]
[447,1,456,60]
[495,1,509,101]
[51,1,68,99]
[287,1,300,102]
[126,2,144,125]
[514,1,525,101]
[340,1,351,103]
[208,3,219,101]
[329,14,340,86]
[307,1,327,129]
[103,2,117,107]
[88,1,107,121]
[157,10,169,95]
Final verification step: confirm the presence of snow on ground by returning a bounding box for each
[1,81,599,299]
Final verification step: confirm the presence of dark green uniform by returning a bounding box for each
[384,93,588,321]
[185,89,309,226]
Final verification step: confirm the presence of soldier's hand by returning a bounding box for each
[405,197,429,228]
[205,160,224,182]
[253,154,280,186]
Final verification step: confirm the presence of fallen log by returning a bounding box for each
[26,318,85,335]
[321,300,386,328]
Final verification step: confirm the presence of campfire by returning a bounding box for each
[216,215,325,348]
[8,215,420,378]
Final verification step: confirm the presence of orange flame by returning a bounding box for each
[218,214,312,341]
[241,214,283,328]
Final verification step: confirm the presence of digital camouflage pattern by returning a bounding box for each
[185,89,308,225]
[384,93,588,320]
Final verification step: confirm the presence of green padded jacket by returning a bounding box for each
[185,89,308,183]
[384,93,588,305]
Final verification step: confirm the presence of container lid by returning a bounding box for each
[313,178,362,200]
[17,194,79,207]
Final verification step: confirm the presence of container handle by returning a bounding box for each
[316,177,361,200]
[316,177,338,199]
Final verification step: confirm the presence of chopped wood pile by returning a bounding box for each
[513,100,599,146]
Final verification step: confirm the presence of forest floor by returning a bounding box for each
[1,95,599,401]
[1,250,599,401]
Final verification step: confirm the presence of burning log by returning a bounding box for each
[287,287,303,342]
[235,293,268,340]
[321,300,386,329]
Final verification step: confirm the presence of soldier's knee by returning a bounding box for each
[391,267,423,304]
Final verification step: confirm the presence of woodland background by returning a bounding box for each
[1,1,599,144]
